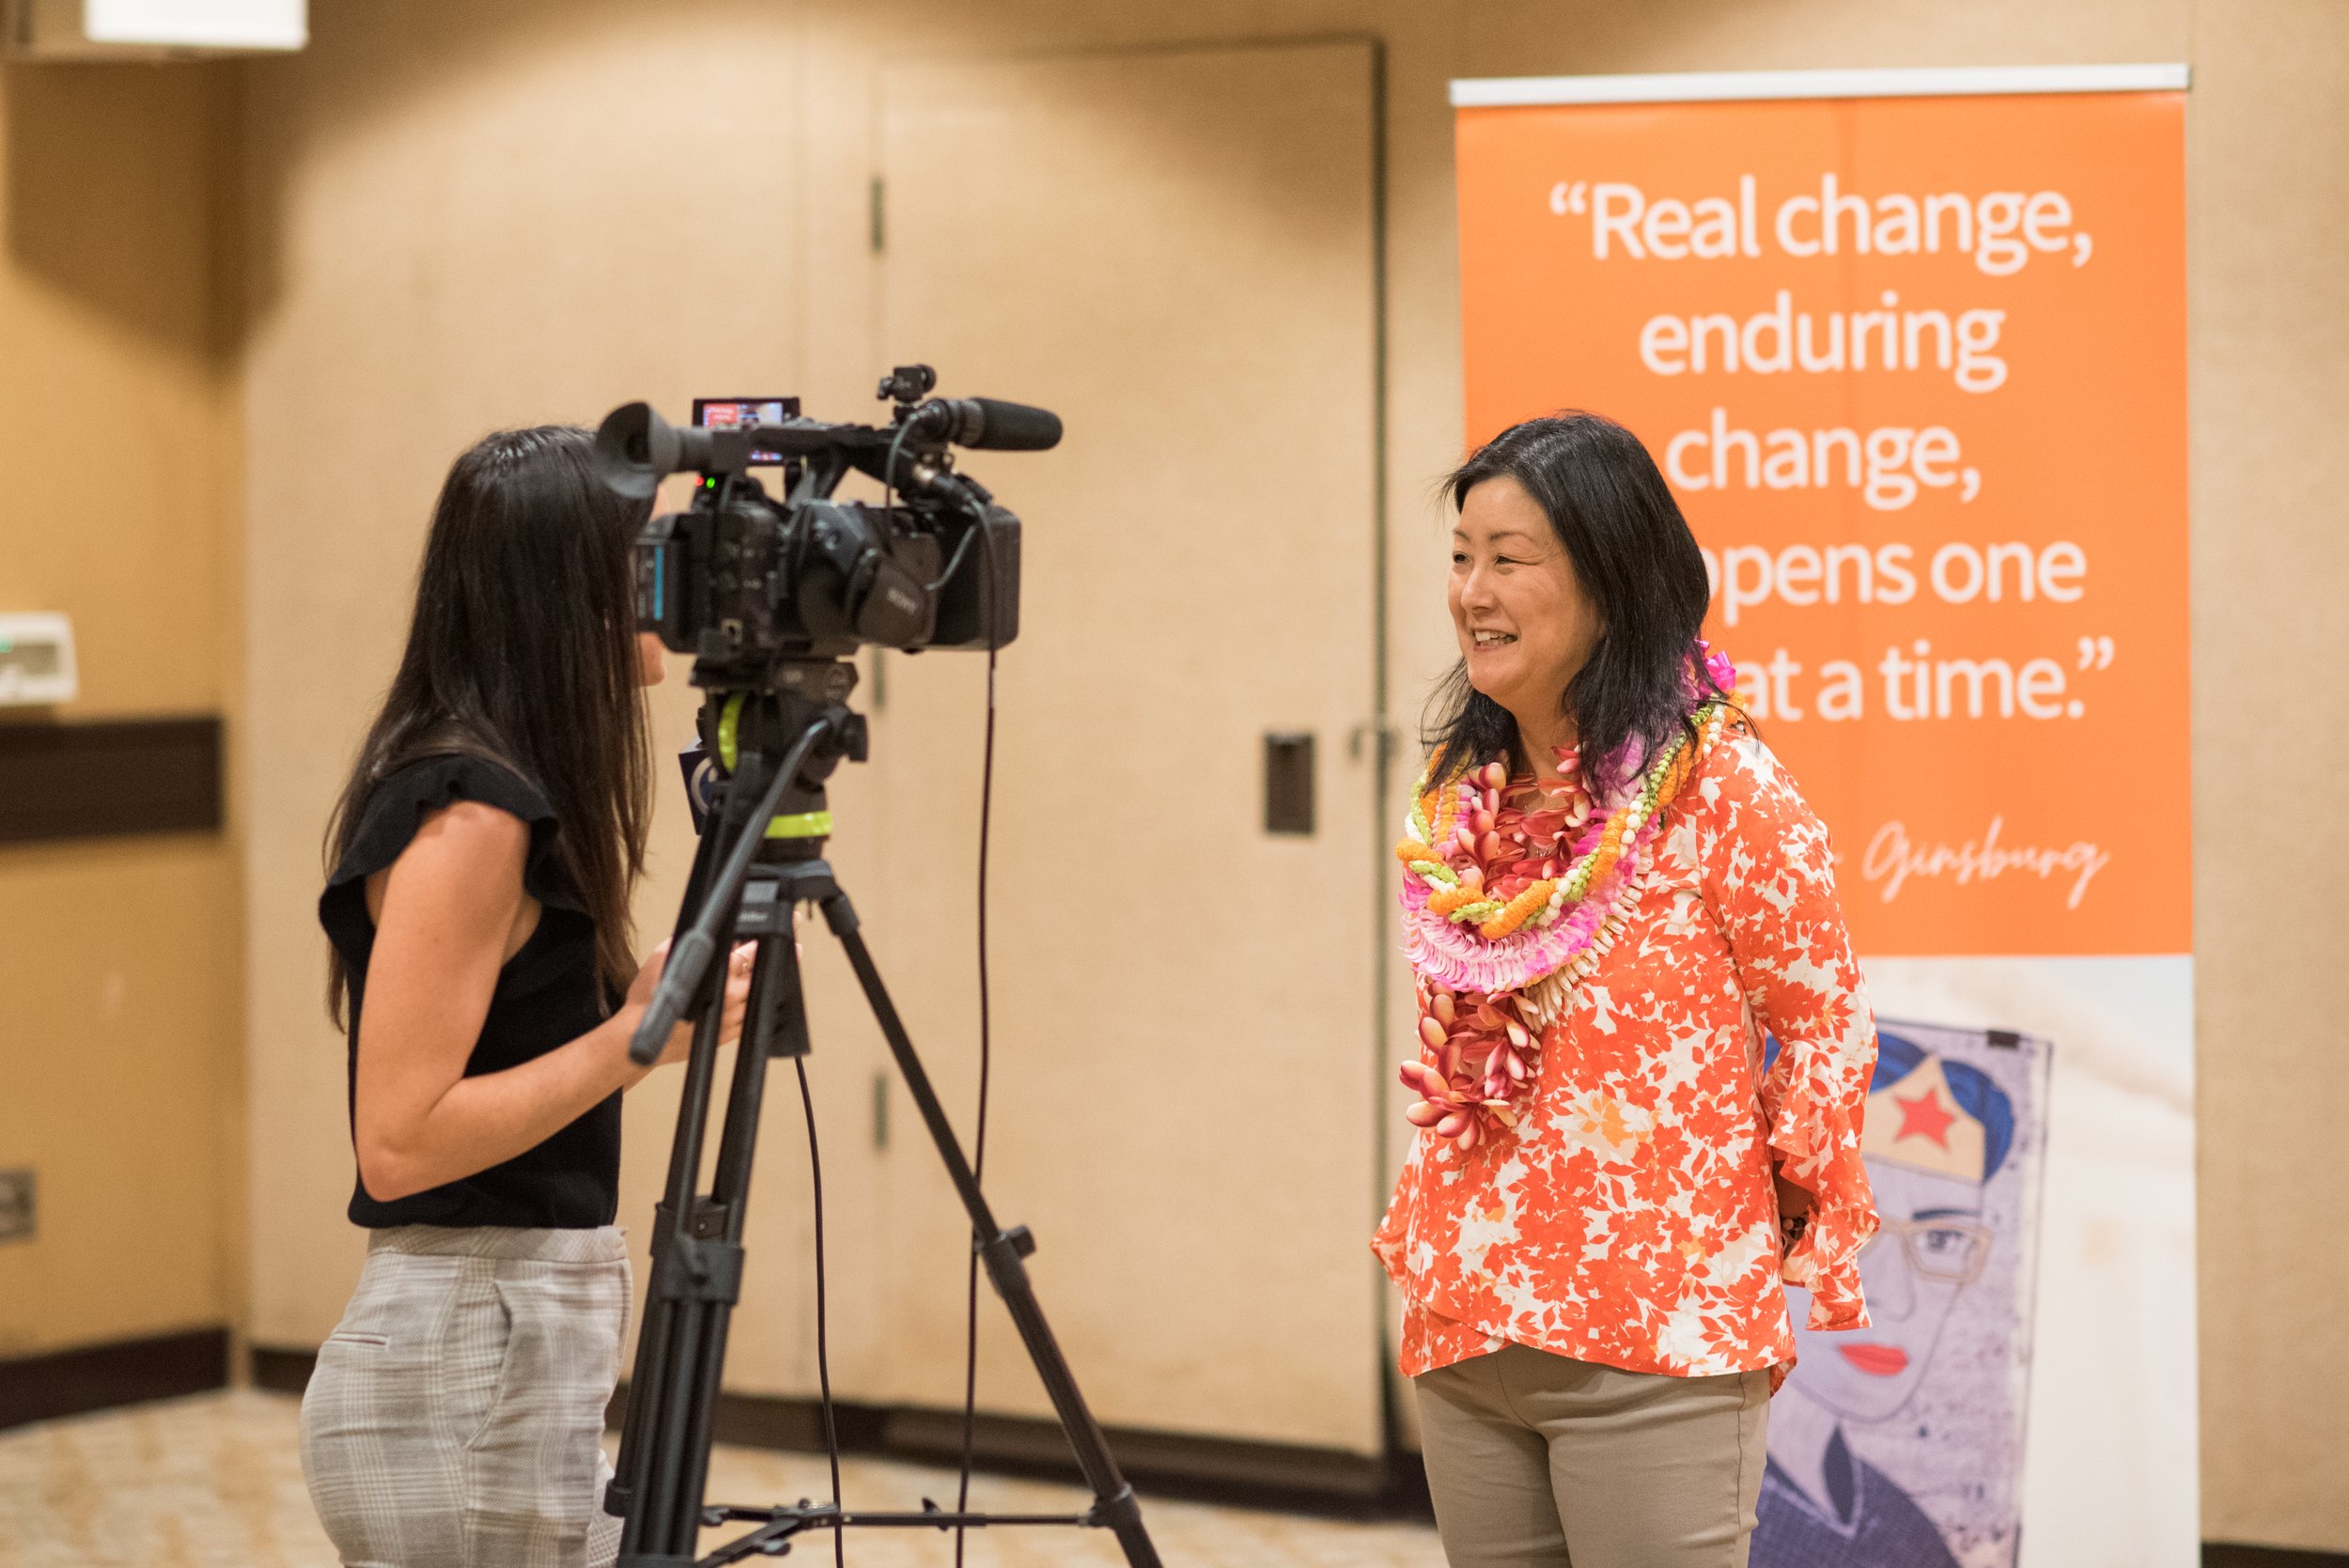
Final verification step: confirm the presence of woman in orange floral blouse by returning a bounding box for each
[1375,413,1879,1568]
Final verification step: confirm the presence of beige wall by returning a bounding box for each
[0,61,242,1357]
[228,0,2348,1547]
[2182,1,2349,1547]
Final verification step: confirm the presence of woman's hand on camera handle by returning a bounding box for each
[626,938,757,1071]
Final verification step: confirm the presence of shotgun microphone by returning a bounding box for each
[904,396,1063,452]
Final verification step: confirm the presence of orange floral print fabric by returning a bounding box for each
[1373,726,1879,1385]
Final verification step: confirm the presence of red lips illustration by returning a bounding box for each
[1838,1343,1911,1377]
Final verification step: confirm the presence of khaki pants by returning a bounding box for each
[1413,1343,1768,1568]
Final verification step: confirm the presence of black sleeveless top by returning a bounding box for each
[319,754,621,1229]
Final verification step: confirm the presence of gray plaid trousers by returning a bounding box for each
[300,1225,631,1568]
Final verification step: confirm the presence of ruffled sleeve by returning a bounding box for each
[319,753,583,966]
[1695,729,1879,1331]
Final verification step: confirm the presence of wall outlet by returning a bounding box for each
[0,613,77,706]
[0,1170,34,1243]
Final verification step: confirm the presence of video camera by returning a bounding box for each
[594,368,1160,1568]
[592,365,1056,686]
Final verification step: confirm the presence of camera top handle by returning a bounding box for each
[593,385,1060,500]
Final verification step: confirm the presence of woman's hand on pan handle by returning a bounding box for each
[626,938,757,1070]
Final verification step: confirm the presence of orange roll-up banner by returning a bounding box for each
[1457,78,2186,956]
[1452,70,2194,1567]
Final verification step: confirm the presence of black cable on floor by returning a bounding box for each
[795,1052,846,1568]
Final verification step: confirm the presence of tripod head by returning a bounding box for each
[693,658,868,856]
[631,659,869,1065]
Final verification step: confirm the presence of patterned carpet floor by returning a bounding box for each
[0,1389,1445,1568]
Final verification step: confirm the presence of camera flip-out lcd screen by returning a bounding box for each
[693,396,801,464]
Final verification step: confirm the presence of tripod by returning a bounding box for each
[606,657,1161,1568]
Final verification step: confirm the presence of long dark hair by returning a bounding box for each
[1424,411,1721,793]
[326,426,653,1025]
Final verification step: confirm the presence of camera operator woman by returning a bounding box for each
[1374,413,1880,1568]
[299,427,752,1568]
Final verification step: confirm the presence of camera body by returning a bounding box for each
[634,484,1018,677]
[598,366,1042,689]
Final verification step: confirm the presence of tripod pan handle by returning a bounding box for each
[630,930,717,1065]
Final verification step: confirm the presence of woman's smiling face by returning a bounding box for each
[1449,475,1603,728]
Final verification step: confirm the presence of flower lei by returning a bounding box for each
[1394,660,1737,1153]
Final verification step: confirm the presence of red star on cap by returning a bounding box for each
[1891,1088,1957,1148]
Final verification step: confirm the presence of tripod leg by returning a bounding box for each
[614,980,730,1546]
[665,924,803,1516]
[617,815,777,1561]
[816,890,1162,1568]
[607,821,725,1524]
[619,921,815,1568]
[615,958,743,1561]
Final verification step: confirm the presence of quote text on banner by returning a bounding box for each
[1455,87,2188,955]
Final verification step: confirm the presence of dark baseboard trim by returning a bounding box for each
[249,1343,1427,1517]
[0,1327,231,1431]
[610,1383,1432,1518]
[0,714,224,845]
[226,1350,2349,1554]
[43,1343,2349,1556]
[249,1344,318,1397]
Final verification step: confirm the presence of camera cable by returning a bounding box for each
[871,422,1001,1562]
[880,417,916,518]
[797,477,1000,1567]
[954,511,1003,1567]
[794,1050,847,1568]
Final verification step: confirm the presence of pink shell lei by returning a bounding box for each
[1398,813,1662,1020]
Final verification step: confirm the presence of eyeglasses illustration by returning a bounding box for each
[1864,1214,1993,1285]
